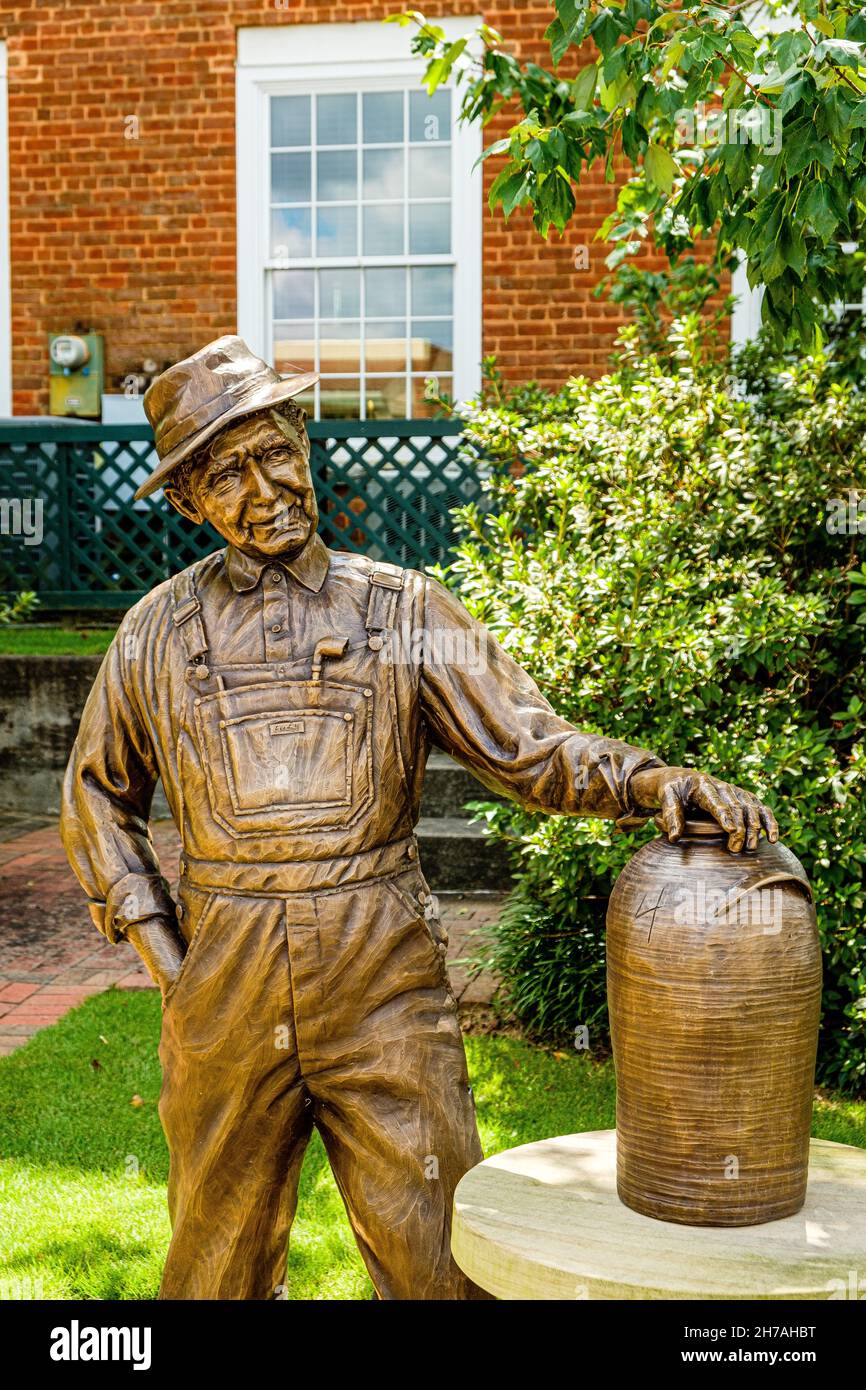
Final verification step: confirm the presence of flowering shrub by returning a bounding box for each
[446,322,866,1093]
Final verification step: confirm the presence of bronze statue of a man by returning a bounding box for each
[60,336,778,1301]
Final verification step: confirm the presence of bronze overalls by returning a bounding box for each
[157,560,487,1300]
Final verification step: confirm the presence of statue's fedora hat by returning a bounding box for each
[134,335,318,500]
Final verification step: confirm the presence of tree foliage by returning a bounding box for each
[389,1,866,342]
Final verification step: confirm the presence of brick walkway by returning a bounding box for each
[0,818,503,1056]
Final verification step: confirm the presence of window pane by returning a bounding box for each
[364,321,407,373]
[271,152,311,204]
[319,323,361,372]
[320,268,360,319]
[409,203,450,254]
[410,266,453,316]
[273,269,314,319]
[316,206,357,257]
[363,91,403,144]
[317,93,356,146]
[363,148,403,201]
[411,374,451,415]
[271,208,311,259]
[318,149,357,202]
[363,204,403,256]
[409,89,451,143]
[409,146,450,199]
[320,378,361,419]
[365,377,409,419]
[411,319,453,372]
[271,95,311,148]
[365,267,405,318]
[273,322,315,375]
[267,83,464,423]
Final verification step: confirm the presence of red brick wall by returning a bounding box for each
[1,0,671,414]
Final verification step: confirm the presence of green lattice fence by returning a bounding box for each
[0,419,489,610]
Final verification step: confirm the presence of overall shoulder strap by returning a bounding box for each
[171,565,209,664]
[365,561,405,641]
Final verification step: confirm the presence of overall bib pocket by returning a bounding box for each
[193,678,374,838]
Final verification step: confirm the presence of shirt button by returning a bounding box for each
[269,570,282,583]
[272,624,282,633]
[176,904,184,922]
[407,845,417,860]
[368,635,383,651]
[417,890,427,905]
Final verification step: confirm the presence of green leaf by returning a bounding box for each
[817,37,866,69]
[779,222,807,279]
[548,126,568,165]
[660,39,684,81]
[784,129,820,177]
[541,170,576,230]
[489,167,529,216]
[645,143,678,194]
[571,63,598,110]
[760,238,787,283]
[562,110,596,132]
[423,57,446,95]
[525,137,550,171]
[801,180,841,240]
[545,16,571,67]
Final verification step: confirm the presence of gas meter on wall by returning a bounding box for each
[48,333,104,418]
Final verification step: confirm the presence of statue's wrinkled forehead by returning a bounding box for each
[207,406,309,463]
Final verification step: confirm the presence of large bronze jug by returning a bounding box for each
[606,814,822,1226]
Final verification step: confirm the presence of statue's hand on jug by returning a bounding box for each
[124,914,187,999]
[629,766,778,853]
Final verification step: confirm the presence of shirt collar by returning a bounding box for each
[224,531,330,594]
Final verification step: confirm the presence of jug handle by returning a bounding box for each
[707,871,813,923]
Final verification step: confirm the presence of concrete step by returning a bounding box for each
[415,815,514,894]
[419,752,505,818]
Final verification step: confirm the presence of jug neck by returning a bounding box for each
[653,811,728,845]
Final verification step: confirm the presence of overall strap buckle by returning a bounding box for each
[365,562,405,651]
[171,567,209,667]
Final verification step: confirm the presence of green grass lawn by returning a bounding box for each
[0,625,117,655]
[0,990,864,1300]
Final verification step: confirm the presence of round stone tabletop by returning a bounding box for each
[451,1129,866,1300]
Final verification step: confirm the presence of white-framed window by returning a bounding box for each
[730,259,764,348]
[0,41,11,417]
[236,19,482,421]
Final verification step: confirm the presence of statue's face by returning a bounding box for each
[165,410,318,560]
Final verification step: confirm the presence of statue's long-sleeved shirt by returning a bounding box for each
[61,532,664,942]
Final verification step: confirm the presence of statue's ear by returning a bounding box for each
[163,486,204,525]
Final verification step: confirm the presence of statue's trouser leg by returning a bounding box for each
[157,890,313,1300]
[157,877,493,1300]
